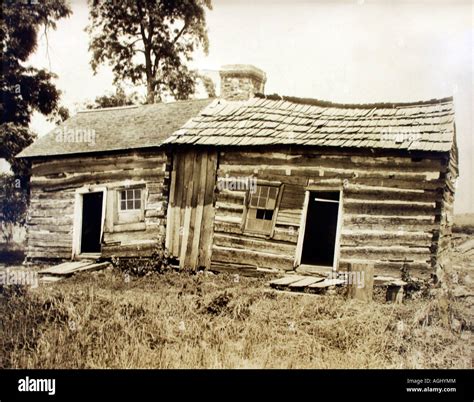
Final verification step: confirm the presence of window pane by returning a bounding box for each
[135,199,141,210]
[121,191,126,200]
[264,210,273,221]
[127,200,133,209]
[268,187,277,200]
[250,192,258,207]
[120,200,126,210]
[134,189,141,200]
[256,209,265,219]
[257,191,267,208]
[127,190,133,199]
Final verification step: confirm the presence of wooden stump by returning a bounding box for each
[346,263,374,302]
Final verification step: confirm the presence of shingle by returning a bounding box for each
[162,96,455,153]
[18,99,212,158]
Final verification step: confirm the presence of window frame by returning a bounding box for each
[115,185,146,225]
[119,188,143,212]
[242,183,283,237]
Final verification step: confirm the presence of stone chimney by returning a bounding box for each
[219,64,266,101]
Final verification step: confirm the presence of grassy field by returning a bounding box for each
[453,213,474,234]
[1,258,472,369]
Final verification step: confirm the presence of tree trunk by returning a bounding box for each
[144,46,155,104]
[146,81,154,104]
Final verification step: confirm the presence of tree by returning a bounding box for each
[1,0,71,180]
[86,86,143,109]
[87,0,212,104]
[0,174,27,243]
[46,105,70,125]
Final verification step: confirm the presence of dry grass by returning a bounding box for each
[453,213,474,234]
[0,266,471,369]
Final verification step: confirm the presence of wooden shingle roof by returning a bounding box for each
[18,99,212,158]
[165,95,455,152]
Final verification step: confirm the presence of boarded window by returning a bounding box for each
[119,188,142,211]
[245,185,280,234]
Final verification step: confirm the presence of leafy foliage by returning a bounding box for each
[85,86,143,109]
[0,173,28,241]
[111,241,171,276]
[87,0,212,103]
[46,105,70,125]
[1,0,71,177]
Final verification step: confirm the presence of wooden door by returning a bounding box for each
[166,149,218,270]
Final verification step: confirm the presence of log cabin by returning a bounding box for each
[17,64,458,282]
[17,99,211,261]
[164,65,458,280]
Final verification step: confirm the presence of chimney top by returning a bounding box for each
[219,64,266,101]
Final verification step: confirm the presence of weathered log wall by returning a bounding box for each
[27,151,168,260]
[211,149,450,278]
[436,140,459,263]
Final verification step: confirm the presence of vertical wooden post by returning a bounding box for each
[347,263,374,302]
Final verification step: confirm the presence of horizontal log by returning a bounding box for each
[27,225,72,234]
[218,164,441,182]
[31,169,164,189]
[272,226,299,243]
[215,189,246,204]
[32,153,166,176]
[213,232,296,255]
[344,214,435,226]
[215,201,244,213]
[101,242,159,258]
[338,259,432,279]
[343,202,437,216]
[340,245,431,261]
[211,245,294,271]
[344,188,440,203]
[220,152,445,171]
[27,251,70,259]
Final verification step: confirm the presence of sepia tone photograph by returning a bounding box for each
[0,0,473,399]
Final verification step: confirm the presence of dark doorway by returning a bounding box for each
[301,191,340,267]
[80,192,103,253]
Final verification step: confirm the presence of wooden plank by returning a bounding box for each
[308,278,346,288]
[172,152,185,257]
[179,151,195,269]
[269,275,307,286]
[38,261,94,275]
[288,277,325,288]
[189,152,208,270]
[165,154,178,252]
[294,190,309,267]
[199,151,218,268]
[183,150,201,269]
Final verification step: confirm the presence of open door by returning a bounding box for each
[80,192,103,253]
[300,191,341,268]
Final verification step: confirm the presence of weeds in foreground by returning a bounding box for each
[0,269,470,369]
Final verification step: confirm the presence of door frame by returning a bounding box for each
[294,186,343,271]
[72,186,107,259]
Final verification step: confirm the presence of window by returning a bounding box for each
[119,188,142,211]
[245,185,280,234]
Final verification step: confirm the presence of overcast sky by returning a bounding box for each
[17,0,474,212]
